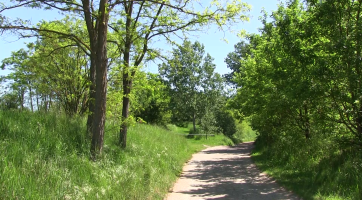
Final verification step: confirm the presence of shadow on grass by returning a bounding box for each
[252,146,362,200]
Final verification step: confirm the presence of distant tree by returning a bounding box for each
[0,91,20,110]
[133,73,171,125]
[224,41,252,86]
[159,40,223,133]
[1,33,90,116]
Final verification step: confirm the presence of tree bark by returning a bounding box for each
[304,104,311,139]
[90,0,109,158]
[86,50,96,136]
[20,88,25,110]
[193,113,196,133]
[36,92,39,111]
[82,0,98,137]
[29,85,33,112]
[120,81,131,148]
[119,2,133,149]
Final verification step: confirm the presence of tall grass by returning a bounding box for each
[252,132,362,200]
[0,110,233,199]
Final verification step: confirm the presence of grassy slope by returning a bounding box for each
[0,110,234,200]
[251,135,362,200]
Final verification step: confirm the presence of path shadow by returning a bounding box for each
[174,143,300,200]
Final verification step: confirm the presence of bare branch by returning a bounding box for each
[0,25,91,53]
[0,1,34,13]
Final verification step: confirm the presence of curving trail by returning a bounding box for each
[165,142,301,200]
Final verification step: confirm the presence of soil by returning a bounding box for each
[165,142,301,200]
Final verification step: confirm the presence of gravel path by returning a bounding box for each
[165,142,301,200]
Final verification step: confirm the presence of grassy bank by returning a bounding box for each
[252,134,362,200]
[0,110,234,200]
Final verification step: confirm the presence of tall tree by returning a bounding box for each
[224,41,252,86]
[1,0,251,153]
[159,40,222,132]
[108,0,251,148]
[1,32,91,115]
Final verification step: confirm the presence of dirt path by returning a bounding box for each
[165,142,301,200]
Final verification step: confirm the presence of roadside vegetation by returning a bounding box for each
[0,110,236,200]
[224,1,362,199]
[2,0,362,199]
[252,135,362,200]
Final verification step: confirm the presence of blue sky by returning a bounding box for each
[0,1,281,76]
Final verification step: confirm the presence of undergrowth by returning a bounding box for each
[252,133,362,200]
[0,110,233,199]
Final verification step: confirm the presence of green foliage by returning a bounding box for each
[1,19,91,115]
[159,40,224,130]
[0,91,20,110]
[1,0,252,154]
[236,120,257,142]
[107,70,171,126]
[224,41,252,86]
[200,107,219,138]
[215,109,237,138]
[227,0,362,199]
[133,73,171,126]
[0,110,233,199]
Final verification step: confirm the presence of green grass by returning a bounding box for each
[0,110,234,200]
[166,123,236,146]
[252,134,362,200]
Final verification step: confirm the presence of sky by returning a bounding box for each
[0,0,281,77]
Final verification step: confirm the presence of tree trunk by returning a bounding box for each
[90,0,109,158]
[82,0,98,137]
[119,58,133,149]
[86,52,96,137]
[36,92,39,111]
[356,105,362,141]
[29,85,33,112]
[193,113,196,133]
[120,82,131,148]
[119,2,133,149]
[304,104,311,139]
[20,88,25,110]
[49,94,52,111]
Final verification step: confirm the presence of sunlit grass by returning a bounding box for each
[252,133,362,200]
[0,110,233,199]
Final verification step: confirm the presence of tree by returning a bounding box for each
[132,73,171,125]
[1,0,113,157]
[224,41,252,86]
[106,0,251,148]
[229,1,319,142]
[159,40,222,133]
[1,0,251,154]
[229,0,362,148]
[1,31,91,115]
